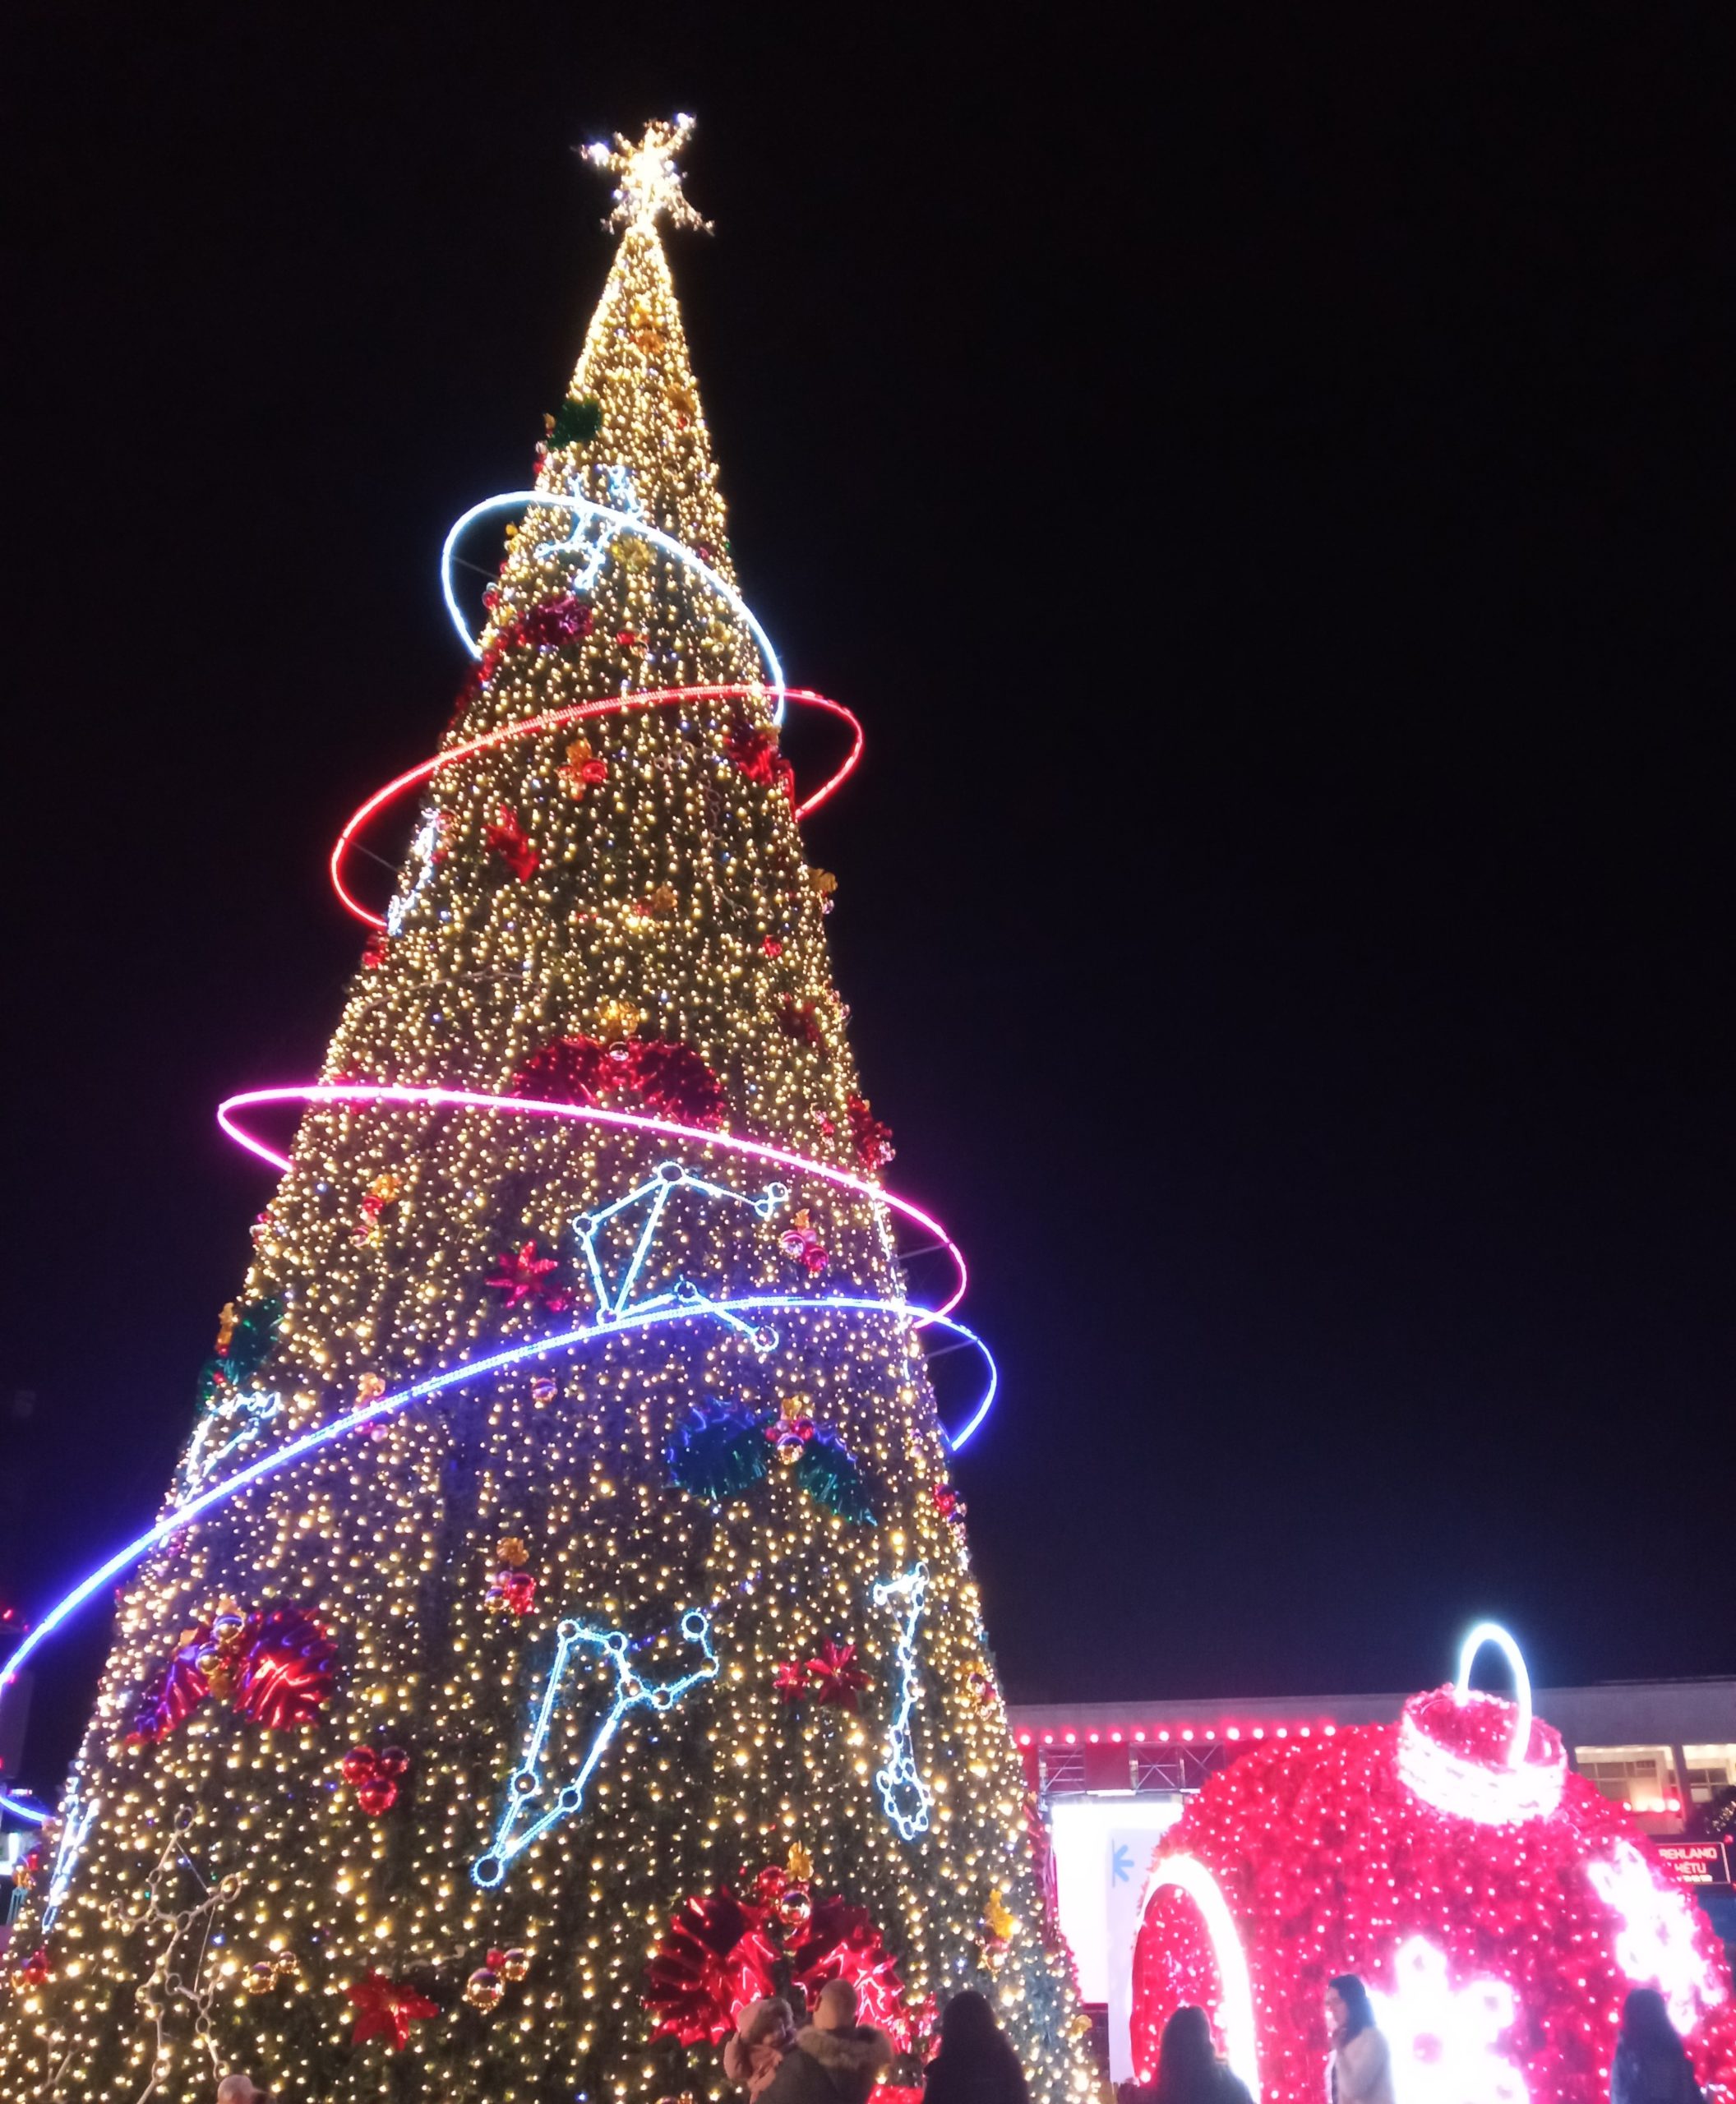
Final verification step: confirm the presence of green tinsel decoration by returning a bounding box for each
[795,1428,875,1525]
[552,397,603,447]
[667,1402,772,1504]
[195,1295,284,1408]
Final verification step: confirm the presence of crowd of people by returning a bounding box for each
[1122,1976,1706,2104]
[701,1969,1709,2104]
[207,1967,1705,2102]
[721,1979,1030,2104]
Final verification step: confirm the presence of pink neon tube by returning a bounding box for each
[219,1086,967,1317]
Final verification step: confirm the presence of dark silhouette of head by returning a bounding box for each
[940,1989,1003,2051]
[1620,1986,1689,2061]
[1327,1975,1375,2042]
[1156,2005,1217,2091]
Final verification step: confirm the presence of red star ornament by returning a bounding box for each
[805,1639,870,1711]
[347,1969,440,2049]
[485,1241,568,1311]
[773,1659,809,1703]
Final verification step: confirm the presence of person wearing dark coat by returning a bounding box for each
[1611,1987,1703,2104]
[920,1990,1031,2104]
[755,1980,893,2104]
[1145,2005,1253,2104]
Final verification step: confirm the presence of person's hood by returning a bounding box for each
[795,2024,893,2079]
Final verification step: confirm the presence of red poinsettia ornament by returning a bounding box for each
[511,1033,727,1130]
[724,721,796,805]
[804,1639,870,1711]
[230,1605,339,1730]
[773,1659,809,1702]
[846,1096,894,1173]
[127,1601,335,1744]
[520,593,593,648]
[644,1887,781,2046]
[347,1969,440,2049]
[644,1870,911,2050]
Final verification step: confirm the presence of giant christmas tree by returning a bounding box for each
[0,121,1092,2104]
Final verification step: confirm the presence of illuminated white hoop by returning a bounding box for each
[1456,1620,1534,1767]
[1397,1620,1564,1826]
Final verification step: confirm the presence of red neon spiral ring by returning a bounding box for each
[330,684,862,930]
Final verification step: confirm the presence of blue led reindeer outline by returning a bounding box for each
[871,1562,933,1841]
[473,1607,718,1888]
[575,1160,789,1355]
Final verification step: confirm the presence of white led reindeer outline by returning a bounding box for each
[575,1159,789,1355]
[473,1608,718,1888]
[871,1562,933,1840]
[532,462,644,593]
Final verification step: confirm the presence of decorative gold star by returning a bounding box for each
[582,114,711,235]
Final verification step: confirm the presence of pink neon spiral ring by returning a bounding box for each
[218,1084,967,1317]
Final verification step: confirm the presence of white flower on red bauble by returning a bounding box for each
[1369,1937,1528,2104]
[1588,1840,1727,2034]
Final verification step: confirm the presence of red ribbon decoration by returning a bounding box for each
[512,1034,727,1130]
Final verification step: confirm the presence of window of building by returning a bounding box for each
[1684,1745,1736,1804]
[1574,1746,1679,1814]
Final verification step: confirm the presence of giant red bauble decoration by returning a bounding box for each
[1129,1630,1736,2104]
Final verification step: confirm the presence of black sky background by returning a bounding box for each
[2,2,1733,1786]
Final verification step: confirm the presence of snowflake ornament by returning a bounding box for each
[1370,1937,1528,2104]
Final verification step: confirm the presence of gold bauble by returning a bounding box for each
[464,1966,506,2012]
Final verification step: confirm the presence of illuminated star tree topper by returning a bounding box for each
[581,113,712,235]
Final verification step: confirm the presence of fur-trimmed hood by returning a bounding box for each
[795,2023,893,2104]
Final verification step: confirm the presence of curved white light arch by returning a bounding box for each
[1135,1853,1261,2100]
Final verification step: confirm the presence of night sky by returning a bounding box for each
[4,5,1733,1785]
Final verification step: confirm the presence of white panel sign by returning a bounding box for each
[1049,1794,1185,2079]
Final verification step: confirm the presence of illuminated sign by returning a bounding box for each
[1655,1841,1731,1889]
